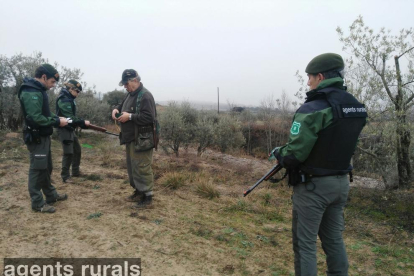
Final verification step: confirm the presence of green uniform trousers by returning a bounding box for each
[126,142,154,196]
[292,175,349,276]
[58,128,82,180]
[27,136,58,209]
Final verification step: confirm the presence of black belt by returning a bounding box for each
[137,126,153,133]
[307,171,353,182]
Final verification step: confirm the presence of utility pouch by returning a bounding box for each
[134,125,154,152]
[23,126,41,145]
[288,168,302,187]
[28,141,49,170]
[32,153,48,170]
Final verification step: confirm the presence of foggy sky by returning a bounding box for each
[1,0,412,107]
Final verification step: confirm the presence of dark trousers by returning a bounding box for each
[58,129,82,180]
[292,175,349,276]
[27,136,58,209]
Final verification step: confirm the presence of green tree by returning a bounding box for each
[158,102,188,156]
[194,111,217,156]
[102,89,126,108]
[337,16,414,188]
[214,114,245,153]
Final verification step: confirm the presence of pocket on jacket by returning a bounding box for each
[134,132,154,152]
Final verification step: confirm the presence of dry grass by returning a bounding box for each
[0,131,413,275]
[195,180,220,199]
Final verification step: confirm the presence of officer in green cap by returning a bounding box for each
[56,80,91,183]
[269,53,367,275]
[18,64,69,213]
[112,69,159,209]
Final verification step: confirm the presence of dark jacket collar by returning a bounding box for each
[59,87,76,100]
[306,77,346,100]
[22,77,47,91]
[130,82,143,97]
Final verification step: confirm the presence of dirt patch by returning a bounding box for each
[0,133,413,275]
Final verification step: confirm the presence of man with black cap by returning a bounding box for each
[112,69,158,209]
[56,79,91,183]
[269,53,367,275]
[18,64,70,213]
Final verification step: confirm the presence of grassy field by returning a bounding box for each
[0,130,413,275]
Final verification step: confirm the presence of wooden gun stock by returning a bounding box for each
[88,124,107,132]
[87,124,119,136]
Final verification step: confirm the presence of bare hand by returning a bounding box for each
[59,117,68,127]
[85,120,90,126]
[112,109,119,120]
[116,112,130,123]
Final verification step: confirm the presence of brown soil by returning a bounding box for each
[0,132,412,276]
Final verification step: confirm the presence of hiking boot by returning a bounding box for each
[63,178,74,183]
[125,190,143,202]
[33,204,56,213]
[133,195,153,209]
[47,194,68,204]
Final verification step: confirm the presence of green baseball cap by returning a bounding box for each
[40,63,60,81]
[305,53,344,74]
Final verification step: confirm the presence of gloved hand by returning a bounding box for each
[268,147,280,161]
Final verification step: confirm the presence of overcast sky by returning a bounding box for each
[1,0,412,107]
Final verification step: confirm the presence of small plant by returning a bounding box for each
[87,212,102,219]
[195,180,220,199]
[85,174,103,181]
[190,227,213,239]
[262,193,272,205]
[160,172,187,190]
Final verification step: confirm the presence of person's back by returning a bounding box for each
[273,53,367,276]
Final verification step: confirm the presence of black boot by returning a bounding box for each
[134,195,153,209]
[125,190,143,202]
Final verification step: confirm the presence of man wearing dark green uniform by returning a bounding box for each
[112,69,158,208]
[56,80,90,183]
[271,53,367,276]
[19,64,69,213]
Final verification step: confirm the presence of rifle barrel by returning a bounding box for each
[243,164,282,197]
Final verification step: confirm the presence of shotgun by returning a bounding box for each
[243,164,283,197]
[87,124,119,136]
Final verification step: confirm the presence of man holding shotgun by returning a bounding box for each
[269,53,367,276]
[56,80,90,183]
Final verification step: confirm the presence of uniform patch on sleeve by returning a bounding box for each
[290,121,301,135]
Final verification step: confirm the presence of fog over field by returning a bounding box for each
[1,0,413,106]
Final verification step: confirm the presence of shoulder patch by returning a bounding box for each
[290,121,301,135]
